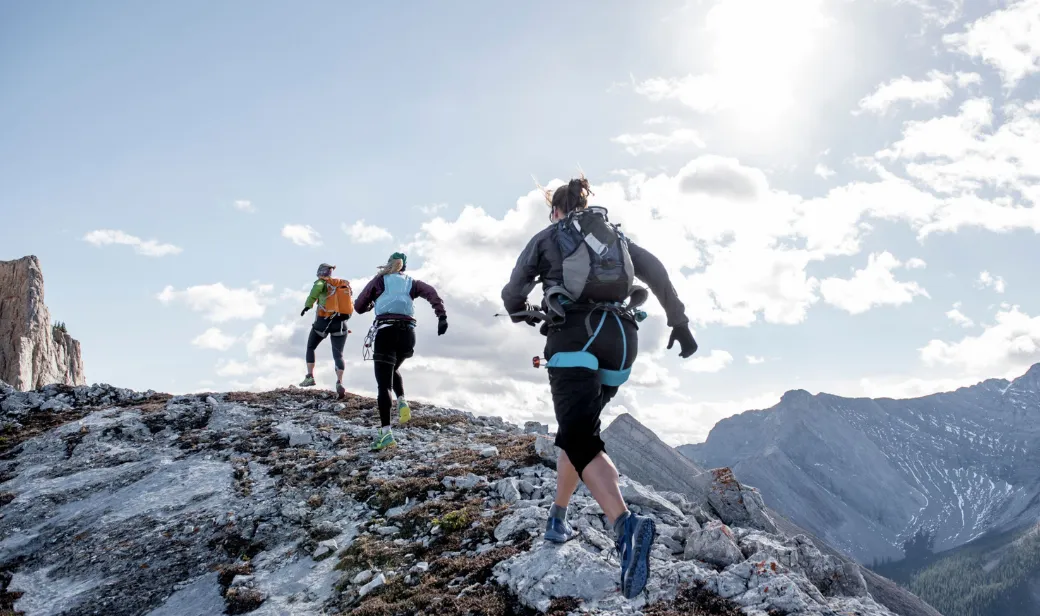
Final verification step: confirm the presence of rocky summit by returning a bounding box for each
[0,381,928,616]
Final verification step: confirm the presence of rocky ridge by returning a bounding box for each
[0,381,927,615]
[680,364,1040,564]
[0,256,85,391]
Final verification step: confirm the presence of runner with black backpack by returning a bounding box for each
[501,176,698,600]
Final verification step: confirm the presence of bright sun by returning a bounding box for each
[702,0,832,130]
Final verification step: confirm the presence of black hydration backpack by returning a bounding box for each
[553,206,634,303]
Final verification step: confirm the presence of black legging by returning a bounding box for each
[372,321,416,427]
[545,309,638,477]
[306,315,349,370]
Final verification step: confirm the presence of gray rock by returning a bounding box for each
[352,570,375,585]
[524,421,549,434]
[534,435,559,463]
[494,506,544,541]
[275,421,314,447]
[740,531,869,598]
[683,467,778,533]
[618,476,684,523]
[359,573,386,597]
[493,542,618,612]
[495,478,522,503]
[442,473,488,489]
[684,521,745,568]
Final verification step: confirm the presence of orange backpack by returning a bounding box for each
[318,277,354,317]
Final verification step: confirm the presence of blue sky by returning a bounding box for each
[3,0,1039,444]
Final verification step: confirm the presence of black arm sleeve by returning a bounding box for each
[501,235,542,321]
[629,241,689,328]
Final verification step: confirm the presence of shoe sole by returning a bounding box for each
[621,516,656,599]
[399,406,411,424]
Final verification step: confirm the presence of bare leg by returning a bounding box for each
[306,362,315,376]
[554,451,581,508]
[580,452,628,524]
[336,368,343,383]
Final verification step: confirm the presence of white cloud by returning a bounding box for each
[216,359,253,378]
[746,355,766,364]
[611,128,706,155]
[946,302,974,327]
[157,282,274,322]
[682,349,734,373]
[886,0,964,27]
[814,164,835,179]
[234,200,255,213]
[955,72,983,87]
[905,258,927,269]
[342,220,393,244]
[191,327,237,351]
[874,97,1040,235]
[921,305,1040,376]
[83,229,182,257]
[819,252,929,314]
[855,70,955,115]
[644,116,680,126]
[417,203,448,216]
[281,224,322,246]
[279,288,308,303]
[977,271,1007,293]
[943,0,1040,89]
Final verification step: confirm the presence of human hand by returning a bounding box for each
[666,324,698,358]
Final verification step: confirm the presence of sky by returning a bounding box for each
[2,0,1040,445]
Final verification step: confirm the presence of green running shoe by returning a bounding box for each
[398,399,411,424]
[299,375,316,387]
[370,429,396,451]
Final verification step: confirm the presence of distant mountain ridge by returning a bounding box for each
[680,364,1040,565]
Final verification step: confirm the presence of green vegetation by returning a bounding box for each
[52,321,67,333]
[873,524,1040,616]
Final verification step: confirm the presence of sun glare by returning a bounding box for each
[703,0,832,130]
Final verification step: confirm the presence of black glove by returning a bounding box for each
[437,316,448,336]
[667,324,698,358]
[300,307,310,317]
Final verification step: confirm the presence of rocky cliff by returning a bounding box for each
[0,383,933,616]
[0,256,85,391]
[680,364,1040,565]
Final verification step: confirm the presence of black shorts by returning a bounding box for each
[545,309,638,475]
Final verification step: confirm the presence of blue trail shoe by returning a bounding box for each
[615,513,657,599]
[544,515,579,543]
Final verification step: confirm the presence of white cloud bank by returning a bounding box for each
[83,229,182,257]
